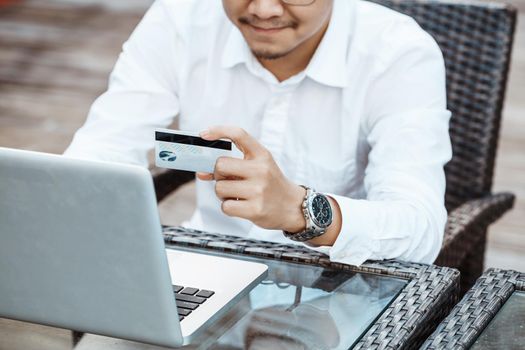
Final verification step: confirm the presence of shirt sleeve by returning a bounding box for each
[63,0,181,167]
[304,24,452,266]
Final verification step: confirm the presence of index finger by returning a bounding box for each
[199,126,267,159]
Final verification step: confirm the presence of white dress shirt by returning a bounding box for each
[64,0,452,266]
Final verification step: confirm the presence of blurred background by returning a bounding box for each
[0,0,523,349]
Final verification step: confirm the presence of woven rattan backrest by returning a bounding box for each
[368,0,517,210]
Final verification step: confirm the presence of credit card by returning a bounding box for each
[154,128,235,173]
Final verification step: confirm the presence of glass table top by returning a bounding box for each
[74,246,408,349]
[471,291,525,350]
[182,247,408,350]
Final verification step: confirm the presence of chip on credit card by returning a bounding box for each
[155,128,238,173]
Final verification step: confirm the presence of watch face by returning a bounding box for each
[311,194,332,228]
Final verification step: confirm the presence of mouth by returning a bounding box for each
[240,19,292,35]
[246,24,288,34]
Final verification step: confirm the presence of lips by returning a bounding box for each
[248,24,287,34]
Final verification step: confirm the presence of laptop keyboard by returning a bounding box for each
[173,285,215,321]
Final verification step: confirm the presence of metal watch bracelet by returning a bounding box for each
[282,185,328,242]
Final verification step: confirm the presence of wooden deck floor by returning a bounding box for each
[0,1,523,349]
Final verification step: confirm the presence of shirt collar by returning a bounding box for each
[221,22,252,70]
[221,0,355,88]
[305,0,354,88]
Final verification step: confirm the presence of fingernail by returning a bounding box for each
[199,129,210,138]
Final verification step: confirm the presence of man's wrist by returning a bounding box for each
[306,195,341,246]
[282,184,307,234]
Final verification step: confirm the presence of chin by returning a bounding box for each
[252,50,288,60]
[244,37,293,59]
[249,43,292,60]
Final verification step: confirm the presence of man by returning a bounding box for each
[64,0,452,266]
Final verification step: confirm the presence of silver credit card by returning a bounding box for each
[154,128,235,173]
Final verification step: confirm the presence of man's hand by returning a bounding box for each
[197,126,307,233]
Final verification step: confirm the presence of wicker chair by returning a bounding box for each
[152,0,517,293]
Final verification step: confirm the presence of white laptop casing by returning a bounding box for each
[0,147,267,347]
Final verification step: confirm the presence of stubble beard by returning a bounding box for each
[239,16,298,61]
[251,48,291,60]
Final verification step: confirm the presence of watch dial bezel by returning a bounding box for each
[308,193,333,228]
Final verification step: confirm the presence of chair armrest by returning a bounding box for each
[436,192,515,266]
[151,167,195,203]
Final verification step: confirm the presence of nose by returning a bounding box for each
[248,0,284,19]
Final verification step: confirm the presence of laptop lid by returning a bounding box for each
[0,147,183,347]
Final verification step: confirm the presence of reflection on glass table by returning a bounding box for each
[471,291,525,350]
[199,253,408,350]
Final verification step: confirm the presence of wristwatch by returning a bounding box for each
[283,185,333,242]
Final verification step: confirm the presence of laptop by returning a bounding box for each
[0,147,268,347]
